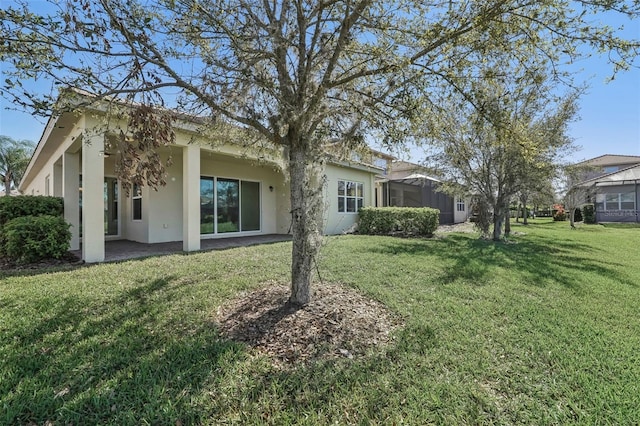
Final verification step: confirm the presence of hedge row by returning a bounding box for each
[358,207,439,237]
[0,196,70,263]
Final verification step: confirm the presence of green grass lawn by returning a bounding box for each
[1,219,639,424]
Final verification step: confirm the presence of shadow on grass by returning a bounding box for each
[3,230,637,424]
[1,273,454,424]
[1,275,245,424]
[361,229,636,291]
[200,321,505,425]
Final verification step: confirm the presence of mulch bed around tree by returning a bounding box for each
[215,281,404,368]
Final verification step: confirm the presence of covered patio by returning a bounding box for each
[71,234,292,262]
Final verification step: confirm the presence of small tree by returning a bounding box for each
[560,164,595,228]
[425,68,579,241]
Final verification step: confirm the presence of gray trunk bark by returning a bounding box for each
[504,209,511,237]
[493,208,504,241]
[492,198,509,241]
[569,208,576,229]
[288,139,323,306]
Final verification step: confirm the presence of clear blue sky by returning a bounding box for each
[1,4,639,164]
[567,61,640,162]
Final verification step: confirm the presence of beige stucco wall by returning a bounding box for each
[324,163,375,235]
[139,147,288,244]
[21,109,380,249]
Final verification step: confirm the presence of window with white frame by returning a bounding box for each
[456,198,465,212]
[132,184,142,220]
[338,180,364,213]
[373,158,388,175]
[596,191,636,211]
[620,192,636,210]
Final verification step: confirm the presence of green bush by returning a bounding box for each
[573,207,583,222]
[553,211,567,221]
[582,204,596,224]
[2,215,71,263]
[358,207,439,237]
[0,196,64,226]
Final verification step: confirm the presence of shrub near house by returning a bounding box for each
[0,196,70,263]
[358,207,439,237]
[583,204,596,224]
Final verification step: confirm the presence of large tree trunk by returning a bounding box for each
[288,138,324,306]
[493,205,505,241]
[516,203,521,223]
[504,209,511,237]
[569,208,576,229]
[522,195,528,225]
[493,196,510,241]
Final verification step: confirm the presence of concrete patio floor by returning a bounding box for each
[72,234,292,262]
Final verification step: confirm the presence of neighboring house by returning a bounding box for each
[19,97,382,263]
[574,154,640,181]
[376,160,470,224]
[572,154,640,223]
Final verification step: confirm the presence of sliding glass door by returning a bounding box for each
[200,178,215,234]
[217,178,240,233]
[200,177,260,234]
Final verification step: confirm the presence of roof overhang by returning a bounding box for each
[20,90,385,189]
[390,173,442,186]
[574,163,640,189]
[595,179,640,187]
[19,111,82,191]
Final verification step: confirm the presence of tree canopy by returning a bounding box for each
[0,135,34,195]
[422,62,580,239]
[1,0,638,302]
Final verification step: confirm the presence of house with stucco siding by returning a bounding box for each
[19,97,382,263]
[572,154,640,223]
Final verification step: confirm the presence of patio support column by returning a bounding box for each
[63,151,80,251]
[81,134,105,262]
[183,144,201,252]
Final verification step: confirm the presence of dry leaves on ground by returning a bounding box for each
[215,281,403,367]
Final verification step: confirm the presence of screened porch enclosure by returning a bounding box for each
[382,180,455,225]
[594,183,639,223]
